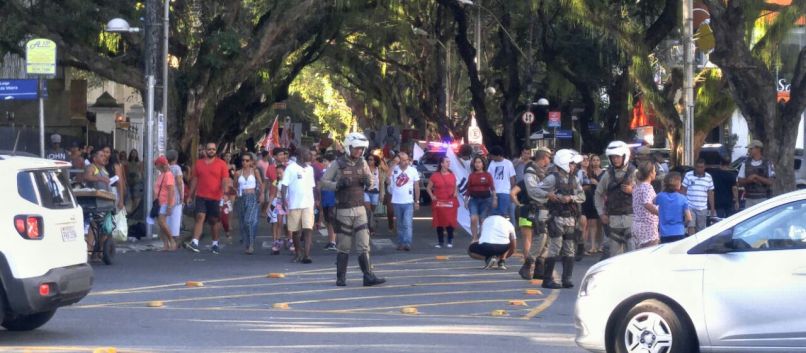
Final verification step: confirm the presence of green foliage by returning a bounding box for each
[289,64,354,140]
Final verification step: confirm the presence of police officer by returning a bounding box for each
[533,149,585,289]
[520,149,551,280]
[595,141,637,259]
[320,132,386,287]
[738,140,775,209]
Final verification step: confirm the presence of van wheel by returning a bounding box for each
[102,237,116,265]
[0,287,6,323]
[2,310,56,331]
[613,299,697,353]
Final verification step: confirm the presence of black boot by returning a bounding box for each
[336,253,349,287]
[576,243,585,262]
[562,256,575,288]
[541,257,562,289]
[533,257,545,279]
[358,253,386,286]
[518,258,534,280]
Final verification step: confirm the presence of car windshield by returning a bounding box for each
[733,200,806,249]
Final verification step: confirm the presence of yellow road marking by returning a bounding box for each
[282,288,529,306]
[523,289,561,319]
[329,298,545,313]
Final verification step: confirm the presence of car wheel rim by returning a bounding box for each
[624,312,673,353]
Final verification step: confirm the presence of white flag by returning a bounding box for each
[445,146,471,235]
[412,142,425,163]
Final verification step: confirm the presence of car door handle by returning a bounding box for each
[793,267,806,276]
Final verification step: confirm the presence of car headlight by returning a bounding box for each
[579,270,603,298]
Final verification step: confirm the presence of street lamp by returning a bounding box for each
[105,17,155,237]
[531,98,549,149]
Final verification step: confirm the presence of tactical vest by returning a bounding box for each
[516,180,530,206]
[335,156,366,208]
[606,165,635,215]
[547,172,579,218]
[744,159,771,199]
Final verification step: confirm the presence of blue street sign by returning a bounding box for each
[556,129,573,140]
[0,79,38,100]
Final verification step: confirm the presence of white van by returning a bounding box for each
[0,155,93,330]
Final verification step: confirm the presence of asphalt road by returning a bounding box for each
[0,208,594,353]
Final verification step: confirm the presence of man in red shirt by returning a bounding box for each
[186,142,231,254]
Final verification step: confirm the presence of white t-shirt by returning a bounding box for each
[389,165,420,204]
[487,159,516,194]
[479,215,516,244]
[280,162,315,209]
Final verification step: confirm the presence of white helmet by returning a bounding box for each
[344,132,369,151]
[605,140,630,167]
[553,149,580,174]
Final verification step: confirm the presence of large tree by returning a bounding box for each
[702,0,806,193]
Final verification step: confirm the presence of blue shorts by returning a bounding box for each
[493,193,512,217]
[364,192,380,206]
[468,197,492,217]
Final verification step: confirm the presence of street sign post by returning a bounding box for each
[0,80,38,100]
[548,111,561,149]
[522,111,535,148]
[468,114,483,145]
[25,38,57,158]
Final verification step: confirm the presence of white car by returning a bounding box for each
[575,189,806,353]
[0,155,93,330]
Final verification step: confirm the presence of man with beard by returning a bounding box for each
[186,143,231,254]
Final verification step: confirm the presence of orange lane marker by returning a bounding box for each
[272,303,290,309]
[435,256,449,261]
[491,309,508,316]
[400,307,419,315]
[185,281,204,287]
[508,300,528,306]
[524,289,543,295]
[530,279,543,286]
[267,273,286,279]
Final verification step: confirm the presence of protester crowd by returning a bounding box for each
[50,127,776,288]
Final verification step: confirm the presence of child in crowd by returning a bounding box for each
[269,165,288,255]
[655,172,692,244]
[632,161,659,248]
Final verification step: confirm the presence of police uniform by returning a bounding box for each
[594,164,637,259]
[320,151,386,287]
[534,169,585,288]
[522,162,550,280]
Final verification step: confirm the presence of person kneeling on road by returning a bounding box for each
[468,211,517,270]
[533,149,585,289]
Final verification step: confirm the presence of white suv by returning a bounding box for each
[0,155,93,330]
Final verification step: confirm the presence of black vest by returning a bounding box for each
[606,165,635,215]
[744,159,771,199]
[547,171,580,217]
[335,156,366,208]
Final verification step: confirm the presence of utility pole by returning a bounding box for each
[475,0,481,72]
[162,0,170,146]
[683,0,695,165]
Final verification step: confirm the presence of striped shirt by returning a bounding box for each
[683,171,714,210]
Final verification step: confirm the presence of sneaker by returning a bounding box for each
[245,245,254,255]
[301,258,313,264]
[186,241,200,253]
[324,242,337,251]
[289,244,296,252]
[403,245,411,251]
[446,243,453,248]
[483,256,498,270]
[497,260,507,270]
[211,244,220,254]
[434,244,443,249]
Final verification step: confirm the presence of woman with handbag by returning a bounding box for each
[153,156,177,251]
[426,156,459,248]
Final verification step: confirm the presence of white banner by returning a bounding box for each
[445,146,471,235]
[412,142,425,163]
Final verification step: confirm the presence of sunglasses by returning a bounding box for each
[242,159,251,162]
[206,148,216,151]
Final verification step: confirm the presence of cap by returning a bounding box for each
[747,140,764,149]
[154,155,169,166]
[50,133,62,144]
[537,146,552,154]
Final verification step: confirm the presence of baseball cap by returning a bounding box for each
[154,155,169,166]
[50,133,62,144]
[747,140,764,149]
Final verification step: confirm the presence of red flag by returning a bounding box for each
[261,116,280,152]
[280,118,291,148]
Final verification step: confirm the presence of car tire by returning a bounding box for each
[102,237,116,265]
[0,286,6,324]
[613,299,696,353]
[1,310,56,331]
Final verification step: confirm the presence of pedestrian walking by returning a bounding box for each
[595,141,637,259]
[153,156,177,251]
[468,212,516,270]
[682,159,715,235]
[533,149,585,289]
[389,151,420,251]
[320,133,386,286]
[632,161,659,248]
[269,164,288,254]
[427,156,459,248]
[280,147,316,263]
[711,156,739,218]
[234,152,264,254]
[487,146,516,222]
[514,147,533,184]
[738,140,775,208]
[186,142,231,254]
[319,153,338,251]
[582,154,605,254]
[384,153,400,234]
[464,156,497,242]
[166,150,185,247]
[364,154,383,236]
[655,172,692,244]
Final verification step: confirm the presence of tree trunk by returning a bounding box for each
[496,12,521,156]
